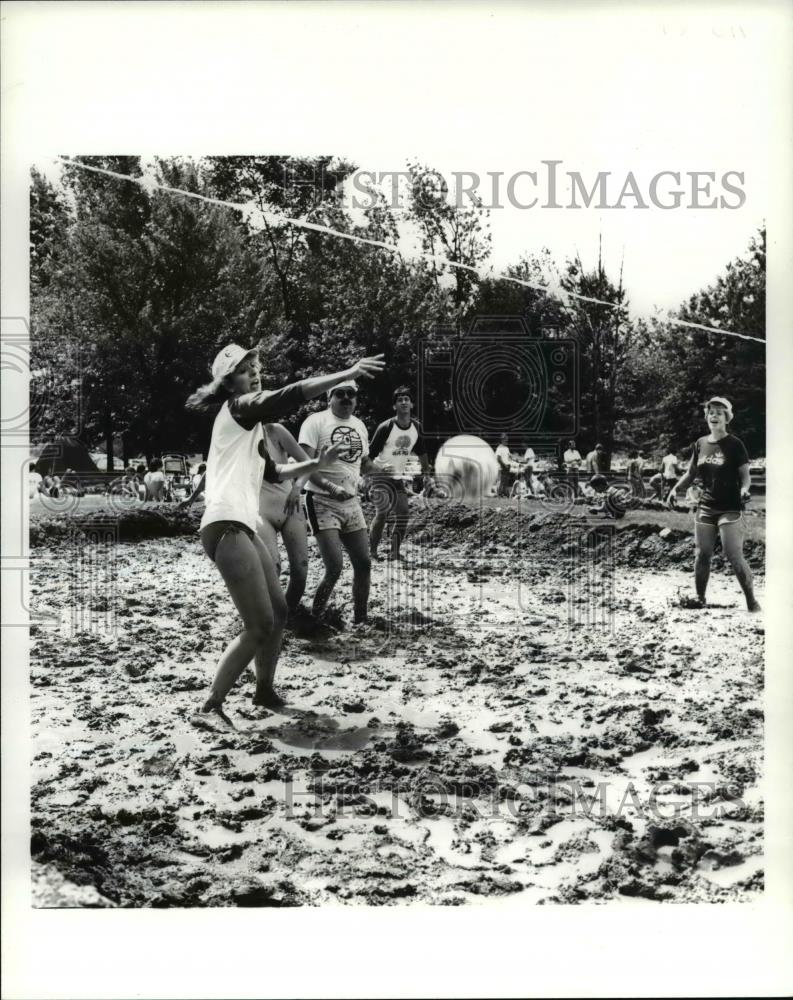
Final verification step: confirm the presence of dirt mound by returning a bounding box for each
[404,501,765,572]
[29,498,764,573]
[30,505,202,547]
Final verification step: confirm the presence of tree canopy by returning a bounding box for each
[30,157,766,465]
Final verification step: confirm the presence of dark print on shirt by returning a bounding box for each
[331,426,364,463]
[392,434,412,456]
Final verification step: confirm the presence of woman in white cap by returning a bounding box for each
[667,396,760,612]
[185,344,385,725]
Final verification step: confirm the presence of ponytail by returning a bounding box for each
[186,378,231,413]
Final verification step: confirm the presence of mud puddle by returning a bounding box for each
[30,523,764,906]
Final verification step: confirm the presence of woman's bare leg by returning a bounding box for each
[249,531,288,704]
[256,516,281,574]
[693,520,717,603]
[719,517,760,611]
[205,531,277,709]
[280,512,309,611]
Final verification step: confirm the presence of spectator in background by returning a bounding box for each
[563,439,583,494]
[626,449,645,499]
[648,472,666,501]
[29,463,44,498]
[144,458,167,502]
[495,434,512,497]
[124,465,140,495]
[522,444,537,495]
[192,462,207,500]
[586,474,628,520]
[661,448,680,497]
[585,443,609,475]
[135,464,148,500]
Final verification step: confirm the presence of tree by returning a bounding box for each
[406,162,491,331]
[30,157,266,462]
[651,227,766,456]
[204,155,356,331]
[560,244,633,456]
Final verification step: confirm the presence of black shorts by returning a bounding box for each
[200,519,255,562]
[695,507,742,528]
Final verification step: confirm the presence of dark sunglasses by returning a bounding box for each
[333,389,357,399]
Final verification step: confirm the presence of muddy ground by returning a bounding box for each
[29,498,765,907]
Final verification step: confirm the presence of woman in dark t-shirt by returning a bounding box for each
[667,396,760,612]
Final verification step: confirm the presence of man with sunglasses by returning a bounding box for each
[299,380,381,626]
[369,385,432,561]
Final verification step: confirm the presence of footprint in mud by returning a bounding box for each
[261,708,384,752]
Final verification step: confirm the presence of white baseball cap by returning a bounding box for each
[704,396,733,421]
[327,379,358,399]
[211,344,258,381]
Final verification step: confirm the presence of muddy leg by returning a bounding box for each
[250,532,288,705]
[204,531,277,717]
[694,520,717,603]
[311,529,344,617]
[390,490,410,558]
[340,529,372,623]
[719,517,760,611]
[281,511,309,611]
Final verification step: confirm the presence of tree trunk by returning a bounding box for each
[105,410,114,472]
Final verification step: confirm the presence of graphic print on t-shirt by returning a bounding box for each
[693,434,749,510]
[331,425,364,462]
[392,434,412,455]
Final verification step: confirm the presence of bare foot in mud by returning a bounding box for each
[191,698,235,731]
[676,592,707,609]
[253,686,287,710]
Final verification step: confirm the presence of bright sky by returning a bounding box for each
[24,3,784,318]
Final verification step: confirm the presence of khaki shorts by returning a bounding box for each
[305,492,367,534]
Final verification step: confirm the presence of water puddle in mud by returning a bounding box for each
[271,724,378,754]
[697,854,762,887]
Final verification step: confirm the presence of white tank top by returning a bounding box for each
[200,401,265,532]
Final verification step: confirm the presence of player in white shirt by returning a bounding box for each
[299,380,384,626]
[563,439,583,495]
[368,385,432,561]
[661,450,680,491]
[185,345,384,726]
[522,445,537,495]
[495,434,512,497]
[29,463,44,498]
